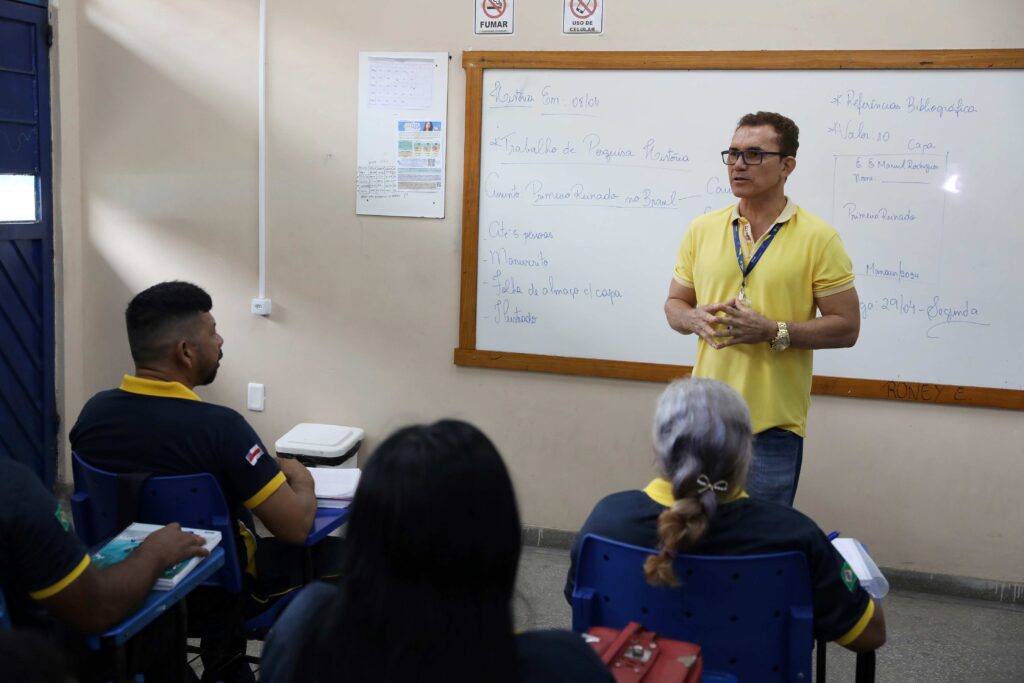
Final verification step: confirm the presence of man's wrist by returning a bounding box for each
[134,539,171,569]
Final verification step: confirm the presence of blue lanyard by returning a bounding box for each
[733,220,784,289]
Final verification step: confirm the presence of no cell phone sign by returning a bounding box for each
[563,0,603,34]
[476,0,514,35]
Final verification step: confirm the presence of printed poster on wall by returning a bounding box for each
[397,120,443,191]
[356,52,449,218]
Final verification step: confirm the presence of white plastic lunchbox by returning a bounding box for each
[275,423,364,468]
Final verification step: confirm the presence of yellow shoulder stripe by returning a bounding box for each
[835,597,875,646]
[30,555,91,600]
[244,471,286,509]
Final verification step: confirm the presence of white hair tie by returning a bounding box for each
[696,474,728,495]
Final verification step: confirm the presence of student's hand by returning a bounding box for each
[138,522,210,567]
[712,299,777,348]
[276,456,314,490]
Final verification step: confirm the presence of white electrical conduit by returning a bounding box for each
[256,0,269,311]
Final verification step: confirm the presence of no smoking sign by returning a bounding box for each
[475,0,514,35]
[563,0,604,34]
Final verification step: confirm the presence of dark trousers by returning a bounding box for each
[188,536,344,682]
[747,427,804,506]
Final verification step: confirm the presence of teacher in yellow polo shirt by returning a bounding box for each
[664,111,860,506]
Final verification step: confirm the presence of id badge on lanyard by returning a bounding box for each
[733,220,784,307]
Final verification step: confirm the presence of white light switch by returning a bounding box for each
[247,383,265,411]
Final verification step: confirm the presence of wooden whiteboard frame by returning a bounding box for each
[455,50,1024,411]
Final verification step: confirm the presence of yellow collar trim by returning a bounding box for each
[643,477,749,506]
[730,198,797,228]
[119,374,201,402]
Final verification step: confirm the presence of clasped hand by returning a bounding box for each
[686,298,775,349]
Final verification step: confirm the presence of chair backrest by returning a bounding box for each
[0,586,11,630]
[571,534,814,683]
[70,452,125,545]
[70,452,243,593]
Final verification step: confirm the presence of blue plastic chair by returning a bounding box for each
[572,534,815,683]
[71,451,242,592]
[87,548,225,682]
[70,452,299,636]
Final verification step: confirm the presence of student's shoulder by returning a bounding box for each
[76,387,129,414]
[190,400,260,433]
[0,458,52,508]
[261,582,339,683]
[590,489,656,516]
[578,489,663,546]
[0,455,35,486]
[0,461,47,529]
[732,497,825,541]
[273,582,337,636]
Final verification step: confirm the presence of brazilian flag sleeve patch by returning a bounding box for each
[840,561,858,593]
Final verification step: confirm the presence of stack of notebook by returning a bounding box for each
[310,467,362,509]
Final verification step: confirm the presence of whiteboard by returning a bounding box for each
[456,52,1024,409]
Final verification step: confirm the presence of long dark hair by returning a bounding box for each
[295,420,522,683]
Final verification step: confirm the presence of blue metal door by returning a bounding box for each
[0,0,55,486]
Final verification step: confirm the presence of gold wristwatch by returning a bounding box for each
[769,321,790,352]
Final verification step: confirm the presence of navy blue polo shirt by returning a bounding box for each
[566,478,874,645]
[0,457,91,627]
[70,375,286,569]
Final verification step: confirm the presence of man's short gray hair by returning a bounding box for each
[653,378,753,496]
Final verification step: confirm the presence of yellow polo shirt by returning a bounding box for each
[674,201,855,436]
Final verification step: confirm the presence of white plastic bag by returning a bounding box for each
[831,538,890,599]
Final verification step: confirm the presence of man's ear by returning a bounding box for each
[174,338,194,369]
[781,156,797,179]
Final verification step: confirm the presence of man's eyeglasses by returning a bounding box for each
[721,149,788,165]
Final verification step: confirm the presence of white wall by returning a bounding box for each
[53,0,1024,582]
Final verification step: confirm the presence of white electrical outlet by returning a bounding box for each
[247,383,265,411]
[251,298,272,316]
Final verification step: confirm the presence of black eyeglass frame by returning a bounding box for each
[720,149,790,165]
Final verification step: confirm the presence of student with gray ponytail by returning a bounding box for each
[566,378,885,653]
[644,377,752,586]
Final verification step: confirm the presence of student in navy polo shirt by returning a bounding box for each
[566,378,886,653]
[0,456,207,678]
[70,281,337,683]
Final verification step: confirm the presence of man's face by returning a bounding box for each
[191,311,224,386]
[727,125,793,200]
